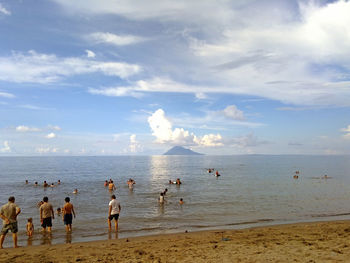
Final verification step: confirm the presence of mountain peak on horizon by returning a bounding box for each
[163,146,203,155]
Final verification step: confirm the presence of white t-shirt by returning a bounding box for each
[109,199,120,215]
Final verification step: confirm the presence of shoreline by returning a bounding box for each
[1,220,350,262]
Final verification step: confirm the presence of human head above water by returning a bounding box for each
[111,194,116,199]
[43,196,48,202]
[8,196,15,202]
[65,197,70,202]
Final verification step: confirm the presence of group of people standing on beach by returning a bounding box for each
[0,195,77,249]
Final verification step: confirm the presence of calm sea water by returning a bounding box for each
[1,155,350,247]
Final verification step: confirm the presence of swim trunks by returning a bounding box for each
[64,213,73,225]
[1,222,18,235]
[41,217,52,228]
[109,214,119,221]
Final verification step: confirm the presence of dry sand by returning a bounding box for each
[1,220,350,262]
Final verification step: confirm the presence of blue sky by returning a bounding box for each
[0,0,350,155]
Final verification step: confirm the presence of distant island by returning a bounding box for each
[163,146,203,155]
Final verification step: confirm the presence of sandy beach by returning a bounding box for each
[1,220,350,262]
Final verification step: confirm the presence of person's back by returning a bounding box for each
[1,202,19,223]
[63,202,73,214]
[40,202,53,219]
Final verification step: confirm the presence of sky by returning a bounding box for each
[0,0,350,156]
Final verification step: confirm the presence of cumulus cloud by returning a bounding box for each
[148,109,223,147]
[0,50,141,83]
[0,91,15,98]
[46,132,56,139]
[220,105,244,120]
[0,3,11,15]
[129,134,143,153]
[0,141,11,153]
[16,125,41,132]
[85,49,96,58]
[88,32,145,46]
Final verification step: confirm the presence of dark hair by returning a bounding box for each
[43,196,48,202]
[28,218,32,222]
[65,197,70,202]
[111,194,116,199]
[8,196,15,202]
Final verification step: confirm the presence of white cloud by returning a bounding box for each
[194,134,223,147]
[0,141,11,153]
[0,3,11,15]
[88,32,145,46]
[0,50,141,83]
[148,109,223,147]
[51,0,236,23]
[220,105,244,120]
[47,125,61,131]
[341,125,350,139]
[85,49,96,58]
[46,132,56,139]
[16,125,41,132]
[0,91,15,98]
[129,134,143,153]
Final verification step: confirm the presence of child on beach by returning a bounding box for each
[56,207,61,216]
[26,218,34,236]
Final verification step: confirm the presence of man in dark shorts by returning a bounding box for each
[62,197,76,232]
[0,196,21,248]
[108,195,121,231]
[39,196,54,232]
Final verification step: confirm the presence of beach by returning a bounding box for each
[1,220,350,262]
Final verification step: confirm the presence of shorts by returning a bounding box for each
[109,214,119,221]
[64,214,73,225]
[1,222,18,235]
[41,217,52,228]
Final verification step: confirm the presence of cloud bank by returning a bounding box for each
[148,109,222,147]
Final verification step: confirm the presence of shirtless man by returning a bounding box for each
[39,196,54,232]
[0,196,21,249]
[108,195,121,231]
[62,197,76,232]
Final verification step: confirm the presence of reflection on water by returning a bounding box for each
[0,155,350,248]
[65,232,72,244]
[40,232,52,246]
[27,236,33,247]
[108,231,118,240]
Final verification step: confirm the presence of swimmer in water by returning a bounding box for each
[127,179,135,189]
[159,192,165,204]
[215,171,220,177]
[57,180,61,185]
[104,180,108,187]
[176,178,182,185]
[108,180,116,191]
[73,189,78,194]
[43,181,48,187]
[179,198,184,205]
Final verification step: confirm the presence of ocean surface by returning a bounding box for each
[1,155,350,247]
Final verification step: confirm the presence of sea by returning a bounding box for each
[1,155,350,247]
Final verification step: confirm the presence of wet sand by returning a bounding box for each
[1,220,350,262]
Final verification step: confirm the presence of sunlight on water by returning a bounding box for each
[0,155,350,247]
